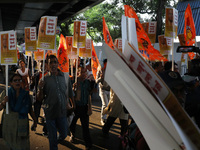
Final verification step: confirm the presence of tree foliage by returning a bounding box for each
[74,1,124,43]
[60,0,178,43]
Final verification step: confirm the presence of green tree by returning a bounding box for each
[75,1,124,43]
[60,0,178,43]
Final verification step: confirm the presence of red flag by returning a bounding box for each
[124,5,167,61]
[102,17,115,49]
[184,4,196,46]
[91,41,101,80]
[57,34,69,73]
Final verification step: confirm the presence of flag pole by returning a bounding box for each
[84,57,86,68]
[75,45,79,83]
[171,9,175,72]
[75,56,78,83]
[31,51,34,75]
[70,59,73,77]
[5,65,9,114]
[42,50,45,80]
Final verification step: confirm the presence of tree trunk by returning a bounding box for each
[156,0,166,42]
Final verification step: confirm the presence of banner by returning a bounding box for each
[121,15,139,53]
[25,27,37,51]
[34,49,44,61]
[105,41,200,150]
[66,36,73,51]
[102,17,114,49]
[37,16,57,50]
[165,8,178,38]
[142,22,157,44]
[158,35,172,55]
[79,39,92,58]
[66,36,77,59]
[178,34,186,46]
[91,41,100,80]
[73,21,87,48]
[114,38,122,52]
[57,34,69,73]
[0,31,18,65]
[25,51,32,56]
[184,4,196,46]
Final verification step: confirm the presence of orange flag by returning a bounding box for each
[102,17,115,49]
[184,4,196,60]
[124,5,167,61]
[91,41,100,80]
[184,3,196,46]
[57,34,69,73]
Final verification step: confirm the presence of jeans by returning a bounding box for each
[46,117,68,150]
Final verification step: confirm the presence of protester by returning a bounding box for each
[152,61,164,73]
[37,55,74,150]
[184,77,200,129]
[32,60,49,135]
[164,61,179,72]
[102,89,129,138]
[96,59,110,125]
[0,73,37,150]
[16,59,31,91]
[69,66,92,150]
[159,70,186,107]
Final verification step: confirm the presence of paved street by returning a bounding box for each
[0,69,122,150]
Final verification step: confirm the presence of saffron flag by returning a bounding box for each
[124,5,167,62]
[184,4,196,46]
[102,17,114,49]
[57,34,69,73]
[91,41,101,80]
[184,4,196,60]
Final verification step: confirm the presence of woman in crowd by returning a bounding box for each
[16,60,31,91]
[0,73,37,150]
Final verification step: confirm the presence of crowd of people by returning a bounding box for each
[0,54,200,150]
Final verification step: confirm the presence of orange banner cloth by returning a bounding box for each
[124,5,167,62]
[103,17,115,50]
[184,3,196,46]
[184,4,196,60]
[91,41,101,80]
[57,34,69,73]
